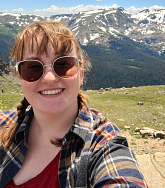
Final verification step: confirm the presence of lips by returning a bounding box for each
[40,89,63,95]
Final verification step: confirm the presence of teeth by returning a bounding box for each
[41,89,63,95]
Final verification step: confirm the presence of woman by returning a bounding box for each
[0,21,148,188]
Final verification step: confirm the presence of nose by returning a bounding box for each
[41,64,59,83]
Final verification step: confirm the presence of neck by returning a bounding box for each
[29,103,79,142]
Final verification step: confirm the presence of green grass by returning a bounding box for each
[131,142,137,145]
[0,27,16,37]
[128,66,140,69]
[0,93,24,112]
[1,81,165,133]
[0,73,21,93]
[135,135,141,139]
[89,26,99,32]
[0,73,23,112]
[83,85,165,132]
[126,59,135,61]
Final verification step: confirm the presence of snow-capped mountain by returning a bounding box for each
[51,7,165,54]
[1,7,165,89]
[1,7,165,54]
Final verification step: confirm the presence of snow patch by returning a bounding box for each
[90,33,100,40]
[9,22,14,25]
[83,37,88,45]
[75,18,81,23]
[97,26,106,32]
[81,9,103,18]
[146,30,155,34]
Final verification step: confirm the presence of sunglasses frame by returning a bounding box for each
[15,56,80,82]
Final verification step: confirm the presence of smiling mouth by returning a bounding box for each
[40,89,64,95]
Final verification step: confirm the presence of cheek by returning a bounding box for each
[20,80,37,93]
[65,74,81,90]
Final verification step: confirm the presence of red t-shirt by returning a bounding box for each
[5,152,61,188]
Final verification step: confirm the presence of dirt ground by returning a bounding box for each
[124,132,165,188]
[124,132,165,155]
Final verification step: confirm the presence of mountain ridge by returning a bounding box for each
[1,7,165,89]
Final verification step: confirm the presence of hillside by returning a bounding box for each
[1,84,165,132]
[1,8,165,89]
[82,43,165,90]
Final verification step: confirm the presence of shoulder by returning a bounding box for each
[75,106,126,147]
[87,106,124,139]
[0,109,18,128]
[80,107,127,155]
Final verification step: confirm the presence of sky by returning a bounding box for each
[1,0,165,17]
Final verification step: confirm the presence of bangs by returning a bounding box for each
[11,22,75,61]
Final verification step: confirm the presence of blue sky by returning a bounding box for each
[1,0,165,16]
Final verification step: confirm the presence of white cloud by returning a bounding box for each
[3,9,8,12]
[10,4,165,17]
[149,5,165,11]
[13,8,23,12]
[34,4,119,16]
[126,5,165,14]
[95,0,102,1]
[126,6,140,14]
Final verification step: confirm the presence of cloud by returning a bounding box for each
[125,6,142,14]
[13,8,23,12]
[149,5,165,11]
[34,4,119,16]
[126,5,165,14]
[95,0,102,1]
[3,9,8,12]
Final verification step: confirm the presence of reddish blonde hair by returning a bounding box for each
[11,21,90,69]
[1,21,90,148]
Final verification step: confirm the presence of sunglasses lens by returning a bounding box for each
[17,57,79,82]
[54,57,78,78]
[18,61,43,82]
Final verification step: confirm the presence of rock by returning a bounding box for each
[140,129,154,137]
[154,131,165,139]
[137,101,143,105]
[125,126,130,131]
[143,127,156,131]
[99,88,104,92]
[135,126,165,139]
[117,119,125,122]
[135,127,141,132]
[125,126,130,129]
[104,88,111,91]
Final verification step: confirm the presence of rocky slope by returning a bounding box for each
[1,7,165,89]
[1,7,165,54]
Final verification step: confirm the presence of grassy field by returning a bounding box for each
[83,85,165,133]
[0,83,165,134]
[0,73,23,112]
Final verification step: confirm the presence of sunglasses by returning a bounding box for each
[15,56,80,82]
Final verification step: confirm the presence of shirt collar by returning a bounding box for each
[62,107,94,144]
[15,107,33,144]
[15,106,95,145]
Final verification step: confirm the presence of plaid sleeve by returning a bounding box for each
[0,109,18,128]
[88,135,148,188]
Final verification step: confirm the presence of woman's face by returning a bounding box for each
[19,39,84,116]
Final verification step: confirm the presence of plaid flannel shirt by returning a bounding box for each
[0,106,148,188]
